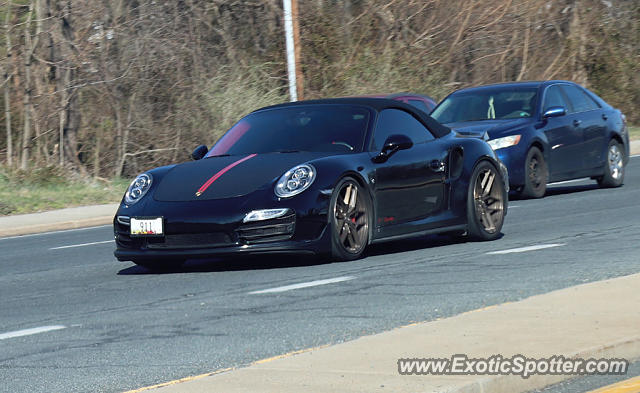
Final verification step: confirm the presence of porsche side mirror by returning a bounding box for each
[373,134,413,163]
[543,106,566,119]
[191,145,209,160]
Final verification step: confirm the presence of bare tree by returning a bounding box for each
[3,0,13,166]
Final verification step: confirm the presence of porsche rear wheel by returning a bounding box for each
[597,139,624,188]
[467,161,506,241]
[521,146,547,199]
[330,177,370,261]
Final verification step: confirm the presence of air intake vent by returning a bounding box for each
[237,213,296,244]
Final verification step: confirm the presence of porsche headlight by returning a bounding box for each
[124,173,153,205]
[275,164,316,198]
[487,135,522,150]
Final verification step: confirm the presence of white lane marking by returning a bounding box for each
[50,240,114,250]
[486,243,566,255]
[0,224,111,241]
[249,276,356,295]
[508,205,520,208]
[0,325,66,340]
[547,178,590,186]
[631,154,640,158]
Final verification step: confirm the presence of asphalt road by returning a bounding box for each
[1,157,639,393]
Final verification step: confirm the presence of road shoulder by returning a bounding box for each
[142,273,640,393]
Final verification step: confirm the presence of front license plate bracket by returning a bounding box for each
[130,217,164,237]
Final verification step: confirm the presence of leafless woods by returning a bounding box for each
[0,0,637,178]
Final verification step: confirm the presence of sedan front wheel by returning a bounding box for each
[521,146,547,199]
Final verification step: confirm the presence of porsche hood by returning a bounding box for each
[153,152,326,201]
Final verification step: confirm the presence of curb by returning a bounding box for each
[0,203,119,237]
[0,216,114,237]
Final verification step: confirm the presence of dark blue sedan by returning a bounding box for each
[431,81,630,198]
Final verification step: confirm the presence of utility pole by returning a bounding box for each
[283,0,303,101]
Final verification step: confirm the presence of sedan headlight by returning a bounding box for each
[487,135,521,150]
[124,173,153,205]
[275,164,316,198]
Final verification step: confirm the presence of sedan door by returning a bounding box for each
[541,84,585,179]
[370,109,447,232]
[559,84,607,171]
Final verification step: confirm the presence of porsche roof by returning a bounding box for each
[256,97,452,138]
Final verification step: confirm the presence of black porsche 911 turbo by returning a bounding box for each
[114,98,508,269]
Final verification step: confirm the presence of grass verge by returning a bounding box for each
[0,166,129,216]
[628,126,640,141]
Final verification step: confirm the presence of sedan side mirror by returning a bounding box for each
[191,145,209,160]
[373,134,413,163]
[543,106,566,119]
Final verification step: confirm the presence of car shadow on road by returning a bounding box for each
[545,183,600,196]
[362,233,477,258]
[117,253,334,275]
[509,183,600,201]
[116,231,505,275]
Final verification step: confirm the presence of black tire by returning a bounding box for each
[466,161,506,241]
[521,146,547,199]
[597,139,625,188]
[133,258,185,271]
[329,177,370,261]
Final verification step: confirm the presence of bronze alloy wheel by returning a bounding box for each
[331,179,369,259]
[472,166,505,235]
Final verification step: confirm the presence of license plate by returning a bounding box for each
[130,217,164,236]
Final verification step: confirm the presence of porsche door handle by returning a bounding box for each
[573,119,582,127]
[430,159,445,172]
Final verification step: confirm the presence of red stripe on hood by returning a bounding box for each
[195,154,257,197]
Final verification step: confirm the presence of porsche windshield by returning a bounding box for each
[207,105,371,157]
[431,87,538,124]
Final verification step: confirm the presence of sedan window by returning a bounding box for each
[431,87,537,123]
[372,109,434,151]
[543,85,570,112]
[560,85,600,113]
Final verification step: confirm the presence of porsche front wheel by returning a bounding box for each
[330,177,370,261]
[467,161,506,241]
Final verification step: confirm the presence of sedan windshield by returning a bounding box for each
[431,87,538,124]
[207,105,371,157]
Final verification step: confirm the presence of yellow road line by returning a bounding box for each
[252,344,329,365]
[122,345,329,392]
[587,376,640,393]
[123,367,234,393]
